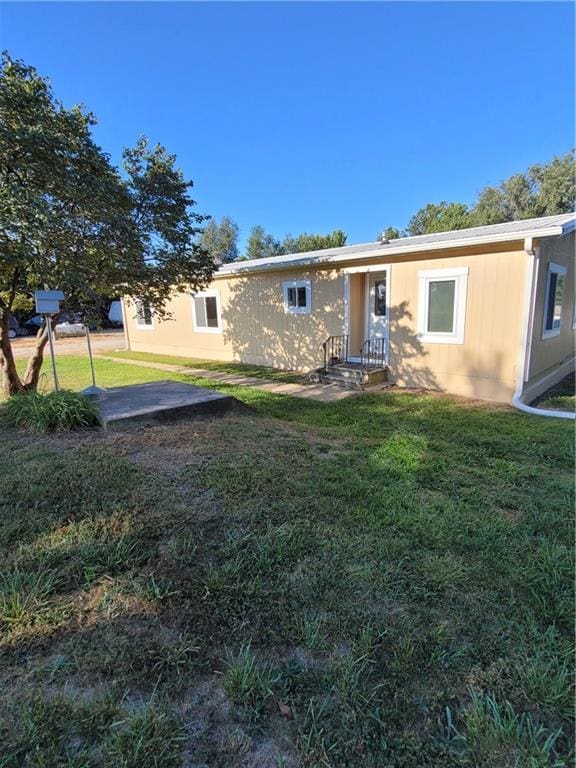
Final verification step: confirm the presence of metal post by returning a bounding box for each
[85,325,96,388]
[46,315,59,392]
[80,321,105,396]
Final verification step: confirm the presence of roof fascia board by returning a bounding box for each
[215,225,566,278]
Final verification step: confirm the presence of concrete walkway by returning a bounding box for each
[95,355,357,402]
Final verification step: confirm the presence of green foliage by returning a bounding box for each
[0,567,57,628]
[281,228,347,253]
[472,150,576,225]
[0,52,213,394]
[199,215,239,264]
[244,224,283,260]
[222,644,280,705]
[0,390,100,431]
[460,691,563,767]
[0,291,34,316]
[385,150,575,236]
[244,225,348,259]
[104,705,185,768]
[406,201,471,236]
[380,226,401,241]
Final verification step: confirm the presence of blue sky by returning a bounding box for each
[2,2,574,250]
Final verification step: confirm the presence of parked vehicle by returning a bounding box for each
[23,315,43,335]
[55,313,85,338]
[8,315,22,339]
[108,301,123,327]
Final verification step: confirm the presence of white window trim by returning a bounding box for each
[283,279,311,315]
[417,267,468,345]
[191,289,222,334]
[542,262,567,340]
[134,299,155,330]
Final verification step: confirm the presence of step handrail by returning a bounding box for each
[360,337,387,372]
[322,334,349,370]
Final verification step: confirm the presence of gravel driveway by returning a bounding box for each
[10,330,126,359]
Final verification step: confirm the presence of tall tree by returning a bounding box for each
[0,53,213,396]
[378,227,401,241]
[406,202,470,236]
[244,225,282,261]
[380,150,575,236]
[281,229,347,253]
[199,215,239,264]
[472,150,575,225]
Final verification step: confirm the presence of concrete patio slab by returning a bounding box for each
[95,380,250,429]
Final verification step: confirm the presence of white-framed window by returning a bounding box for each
[192,290,222,333]
[283,279,311,314]
[135,299,154,330]
[542,262,567,339]
[417,267,468,345]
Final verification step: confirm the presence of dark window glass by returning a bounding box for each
[287,287,297,307]
[297,286,307,307]
[545,271,564,331]
[374,279,386,316]
[137,301,152,326]
[205,296,218,327]
[428,280,455,333]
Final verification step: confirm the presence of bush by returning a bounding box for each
[0,390,100,432]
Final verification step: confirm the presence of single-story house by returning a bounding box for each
[122,213,575,405]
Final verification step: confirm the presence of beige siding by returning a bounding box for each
[525,232,575,397]
[125,268,344,370]
[124,241,531,402]
[386,247,527,401]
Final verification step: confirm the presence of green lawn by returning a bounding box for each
[107,349,307,383]
[533,374,575,413]
[0,356,574,767]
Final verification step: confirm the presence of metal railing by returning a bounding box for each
[360,337,387,371]
[322,334,349,370]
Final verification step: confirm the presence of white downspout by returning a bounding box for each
[511,237,574,420]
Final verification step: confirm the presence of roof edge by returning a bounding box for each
[215,224,567,278]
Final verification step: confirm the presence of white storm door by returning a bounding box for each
[367,271,389,341]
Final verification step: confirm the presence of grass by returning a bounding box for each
[532,374,575,413]
[0,390,100,431]
[0,355,573,767]
[107,349,307,383]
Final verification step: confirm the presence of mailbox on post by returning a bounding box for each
[34,290,64,315]
[34,290,64,391]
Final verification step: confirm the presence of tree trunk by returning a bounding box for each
[0,308,24,397]
[21,322,51,391]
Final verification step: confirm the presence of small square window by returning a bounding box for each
[135,300,154,329]
[192,291,222,333]
[542,263,567,339]
[283,281,311,314]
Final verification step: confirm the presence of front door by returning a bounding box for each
[363,270,389,365]
[367,271,389,341]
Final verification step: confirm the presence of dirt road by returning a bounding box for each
[10,330,126,359]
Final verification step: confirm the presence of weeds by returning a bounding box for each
[0,390,100,432]
[0,566,57,628]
